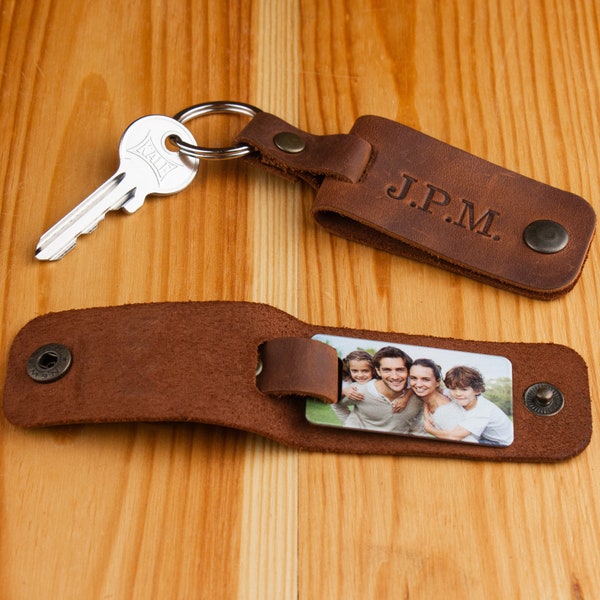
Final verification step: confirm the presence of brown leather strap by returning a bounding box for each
[236,113,595,299]
[234,111,372,188]
[3,302,591,462]
[257,337,340,402]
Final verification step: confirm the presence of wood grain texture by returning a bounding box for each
[1,0,599,598]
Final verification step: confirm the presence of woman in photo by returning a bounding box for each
[408,358,477,443]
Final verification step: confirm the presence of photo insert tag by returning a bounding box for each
[306,334,514,447]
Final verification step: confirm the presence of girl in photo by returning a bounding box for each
[330,350,375,424]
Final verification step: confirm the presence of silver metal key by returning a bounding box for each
[35,115,199,260]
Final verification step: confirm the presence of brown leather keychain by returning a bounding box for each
[232,106,595,299]
[35,102,596,299]
[22,104,593,461]
[3,301,591,462]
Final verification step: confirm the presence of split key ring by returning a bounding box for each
[170,101,262,160]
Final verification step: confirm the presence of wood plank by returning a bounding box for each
[1,0,599,598]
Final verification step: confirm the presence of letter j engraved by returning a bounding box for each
[387,174,418,200]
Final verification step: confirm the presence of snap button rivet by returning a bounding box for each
[523,220,569,254]
[523,382,564,415]
[27,343,72,383]
[273,131,306,154]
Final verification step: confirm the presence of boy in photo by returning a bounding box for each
[423,365,514,446]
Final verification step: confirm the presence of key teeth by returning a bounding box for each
[81,223,99,235]
[120,189,142,214]
[35,207,111,260]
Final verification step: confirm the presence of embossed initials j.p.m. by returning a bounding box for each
[307,115,596,299]
[387,175,501,241]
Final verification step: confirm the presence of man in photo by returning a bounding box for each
[341,346,422,434]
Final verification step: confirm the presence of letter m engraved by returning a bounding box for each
[453,200,499,238]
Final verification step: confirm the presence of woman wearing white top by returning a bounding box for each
[408,358,477,443]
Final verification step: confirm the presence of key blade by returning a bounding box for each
[35,238,76,261]
[35,173,135,261]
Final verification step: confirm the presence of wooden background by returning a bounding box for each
[1,0,599,597]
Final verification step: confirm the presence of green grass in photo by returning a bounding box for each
[305,398,344,426]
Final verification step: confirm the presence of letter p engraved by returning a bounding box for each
[420,184,451,213]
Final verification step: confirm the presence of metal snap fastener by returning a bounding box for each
[255,358,263,376]
[27,343,72,383]
[273,131,306,154]
[523,382,564,415]
[523,220,569,254]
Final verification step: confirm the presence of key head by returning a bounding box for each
[119,115,200,212]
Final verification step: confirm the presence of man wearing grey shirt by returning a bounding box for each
[341,346,422,434]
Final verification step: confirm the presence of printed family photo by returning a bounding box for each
[306,334,514,447]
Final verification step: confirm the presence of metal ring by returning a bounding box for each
[171,101,262,160]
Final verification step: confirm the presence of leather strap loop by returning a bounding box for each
[257,337,340,403]
[234,112,372,188]
[313,116,596,299]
